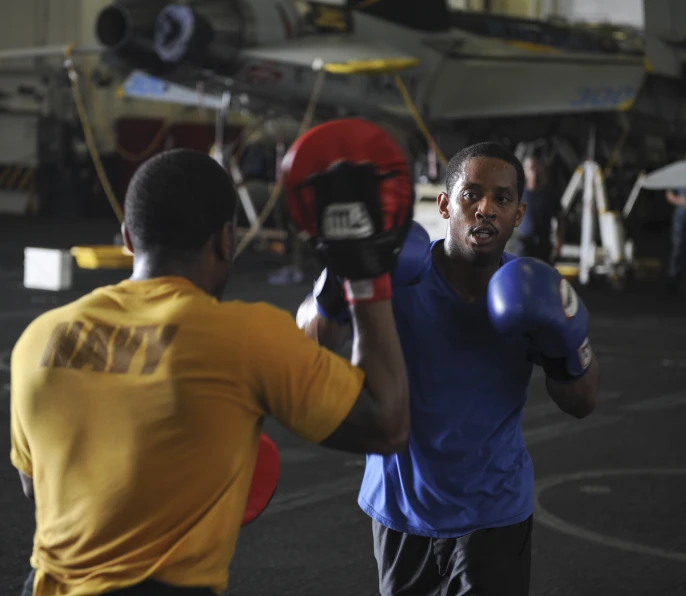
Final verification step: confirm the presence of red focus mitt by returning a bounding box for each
[242,433,280,526]
[281,118,414,305]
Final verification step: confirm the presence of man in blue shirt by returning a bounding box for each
[511,153,564,264]
[296,142,600,595]
[665,187,686,295]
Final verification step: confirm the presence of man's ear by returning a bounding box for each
[514,200,527,227]
[122,223,134,254]
[217,220,235,262]
[437,192,450,220]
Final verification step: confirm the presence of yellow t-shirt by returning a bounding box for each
[10,276,364,596]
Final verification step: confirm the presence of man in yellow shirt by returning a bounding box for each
[11,147,410,595]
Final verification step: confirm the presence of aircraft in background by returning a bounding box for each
[84,0,686,192]
[3,0,685,170]
[97,0,646,136]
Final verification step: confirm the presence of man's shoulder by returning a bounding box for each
[222,300,293,321]
[392,239,443,301]
[23,291,98,329]
[12,297,89,360]
[220,300,298,339]
[501,251,518,265]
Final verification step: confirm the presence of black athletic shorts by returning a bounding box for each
[21,569,214,596]
[372,515,533,596]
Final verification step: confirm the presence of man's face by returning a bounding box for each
[438,156,526,264]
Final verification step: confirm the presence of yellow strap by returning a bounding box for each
[394,75,448,168]
[64,42,124,223]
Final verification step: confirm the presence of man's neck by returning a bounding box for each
[129,252,203,288]
[437,242,502,303]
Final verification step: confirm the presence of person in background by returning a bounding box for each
[665,187,686,295]
[512,152,565,264]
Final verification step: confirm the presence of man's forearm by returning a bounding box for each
[350,300,410,442]
[545,352,600,419]
[296,294,352,351]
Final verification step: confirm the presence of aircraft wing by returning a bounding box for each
[642,160,686,190]
[241,36,419,75]
[116,71,227,109]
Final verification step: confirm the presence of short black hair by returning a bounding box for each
[124,148,238,252]
[445,142,525,201]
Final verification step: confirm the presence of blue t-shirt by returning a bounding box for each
[358,243,535,538]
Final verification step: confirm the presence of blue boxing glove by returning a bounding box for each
[487,257,593,382]
[393,218,432,285]
[312,266,352,326]
[310,220,432,325]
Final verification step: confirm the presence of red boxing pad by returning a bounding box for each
[280,118,413,239]
[242,433,280,526]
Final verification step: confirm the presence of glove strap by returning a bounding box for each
[574,337,594,372]
[542,337,593,383]
[343,274,392,305]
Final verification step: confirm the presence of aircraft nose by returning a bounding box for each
[96,5,129,48]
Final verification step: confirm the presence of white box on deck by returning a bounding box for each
[23,247,73,291]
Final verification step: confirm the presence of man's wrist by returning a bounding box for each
[343,274,393,305]
[541,340,593,384]
[314,296,352,326]
[542,356,589,384]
